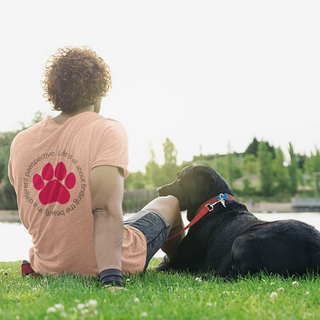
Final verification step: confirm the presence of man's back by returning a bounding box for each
[9,112,130,275]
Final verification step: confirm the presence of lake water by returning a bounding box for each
[1,212,320,262]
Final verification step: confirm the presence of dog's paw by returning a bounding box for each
[152,256,170,272]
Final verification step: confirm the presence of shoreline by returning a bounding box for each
[0,210,20,222]
[0,202,297,223]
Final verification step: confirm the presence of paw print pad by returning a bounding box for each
[33,162,76,205]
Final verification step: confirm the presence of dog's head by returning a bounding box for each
[158,165,233,221]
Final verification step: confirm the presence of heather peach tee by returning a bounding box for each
[9,112,147,276]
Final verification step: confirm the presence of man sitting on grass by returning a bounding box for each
[9,46,184,291]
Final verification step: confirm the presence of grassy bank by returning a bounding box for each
[1,259,320,320]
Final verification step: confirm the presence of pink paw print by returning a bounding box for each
[33,162,76,205]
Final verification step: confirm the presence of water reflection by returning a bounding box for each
[1,212,320,262]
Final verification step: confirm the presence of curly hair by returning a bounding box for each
[42,46,112,113]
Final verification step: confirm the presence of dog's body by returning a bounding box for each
[157,165,320,278]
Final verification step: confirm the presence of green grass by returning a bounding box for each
[1,259,320,320]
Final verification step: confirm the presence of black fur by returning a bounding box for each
[157,165,320,279]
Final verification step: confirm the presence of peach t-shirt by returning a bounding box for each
[9,112,147,276]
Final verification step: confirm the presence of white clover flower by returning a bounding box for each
[278,287,284,292]
[81,309,89,315]
[270,292,278,299]
[206,303,212,306]
[126,278,130,282]
[306,292,310,295]
[134,298,140,302]
[292,281,298,287]
[87,300,98,309]
[77,303,85,310]
[141,312,148,317]
[46,307,56,313]
[54,304,64,310]
[195,277,202,283]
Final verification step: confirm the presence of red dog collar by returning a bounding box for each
[195,193,236,216]
[166,193,235,241]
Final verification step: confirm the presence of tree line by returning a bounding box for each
[0,113,320,210]
[125,137,320,202]
[0,112,46,209]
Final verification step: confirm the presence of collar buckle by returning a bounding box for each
[206,204,214,212]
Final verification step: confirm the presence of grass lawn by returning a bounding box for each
[1,259,320,320]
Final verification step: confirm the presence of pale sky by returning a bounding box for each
[1,0,319,172]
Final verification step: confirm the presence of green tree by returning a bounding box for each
[0,132,17,183]
[124,172,146,190]
[226,144,235,188]
[243,154,258,175]
[305,147,320,196]
[273,146,288,192]
[162,138,178,183]
[145,143,166,187]
[245,137,259,157]
[0,129,25,209]
[288,143,299,196]
[0,111,46,209]
[225,145,242,188]
[257,141,274,196]
[245,137,276,158]
[131,171,145,189]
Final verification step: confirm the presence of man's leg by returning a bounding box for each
[141,196,185,260]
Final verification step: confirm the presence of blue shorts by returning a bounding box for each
[124,210,170,270]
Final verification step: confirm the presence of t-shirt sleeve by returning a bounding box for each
[91,120,129,178]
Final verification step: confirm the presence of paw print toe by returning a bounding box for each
[65,172,76,189]
[33,174,45,190]
[55,162,67,181]
[42,163,54,180]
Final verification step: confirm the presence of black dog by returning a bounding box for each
[157,165,320,279]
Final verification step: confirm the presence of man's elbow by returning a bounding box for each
[92,204,123,220]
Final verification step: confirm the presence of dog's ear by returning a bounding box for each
[191,166,216,205]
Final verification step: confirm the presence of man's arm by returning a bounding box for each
[89,165,124,273]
